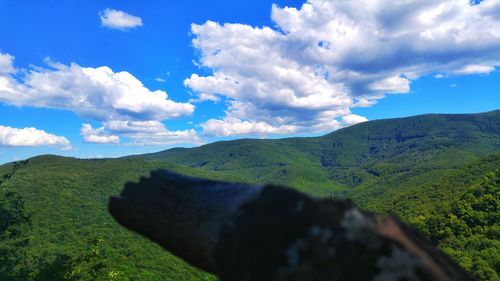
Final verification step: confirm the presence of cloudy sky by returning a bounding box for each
[0,0,499,163]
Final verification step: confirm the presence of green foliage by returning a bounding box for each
[421,169,499,281]
[349,154,500,281]
[0,190,31,280]
[0,157,219,280]
[31,237,130,281]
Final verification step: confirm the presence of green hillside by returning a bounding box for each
[142,138,341,196]
[0,156,224,280]
[354,153,500,281]
[147,110,500,191]
[0,110,499,280]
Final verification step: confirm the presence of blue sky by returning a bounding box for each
[0,0,499,164]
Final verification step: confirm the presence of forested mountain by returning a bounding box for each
[0,110,498,280]
[145,110,500,194]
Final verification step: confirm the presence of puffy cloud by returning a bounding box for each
[201,100,345,137]
[104,120,166,134]
[80,124,119,144]
[81,121,199,147]
[0,53,198,146]
[0,53,15,74]
[186,0,500,136]
[453,64,495,74]
[127,129,201,146]
[202,117,298,137]
[0,125,70,148]
[341,114,369,127]
[103,120,201,146]
[368,76,410,94]
[0,59,194,121]
[99,9,143,30]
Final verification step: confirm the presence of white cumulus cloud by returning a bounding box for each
[0,53,199,146]
[99,9,143,30]
[341,114,369,127]
[80,124,120,144]
[185,0,500,137]
[0,53,15,74]
[0,126,70,148]
[0,58,193,121]
[454,64,496,74]
[103,120,202,146]
[201,117,298,137]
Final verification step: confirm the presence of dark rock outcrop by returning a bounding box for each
[109,170,473,281]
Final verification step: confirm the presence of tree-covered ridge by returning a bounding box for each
[0,156,220,280]
[0,191,30,280]
[351,154,500,281]
[422,163,499,281]
[147,110,500,191]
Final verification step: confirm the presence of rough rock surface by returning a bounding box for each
[109,170,474,281]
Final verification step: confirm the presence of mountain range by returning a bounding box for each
[0,110,499,280]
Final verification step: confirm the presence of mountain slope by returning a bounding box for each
[0,156,225,280]
[143,138,340,195]
[146,110,500,191]
[377,154,499,281]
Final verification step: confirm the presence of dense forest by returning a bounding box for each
[0,110,499,280]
